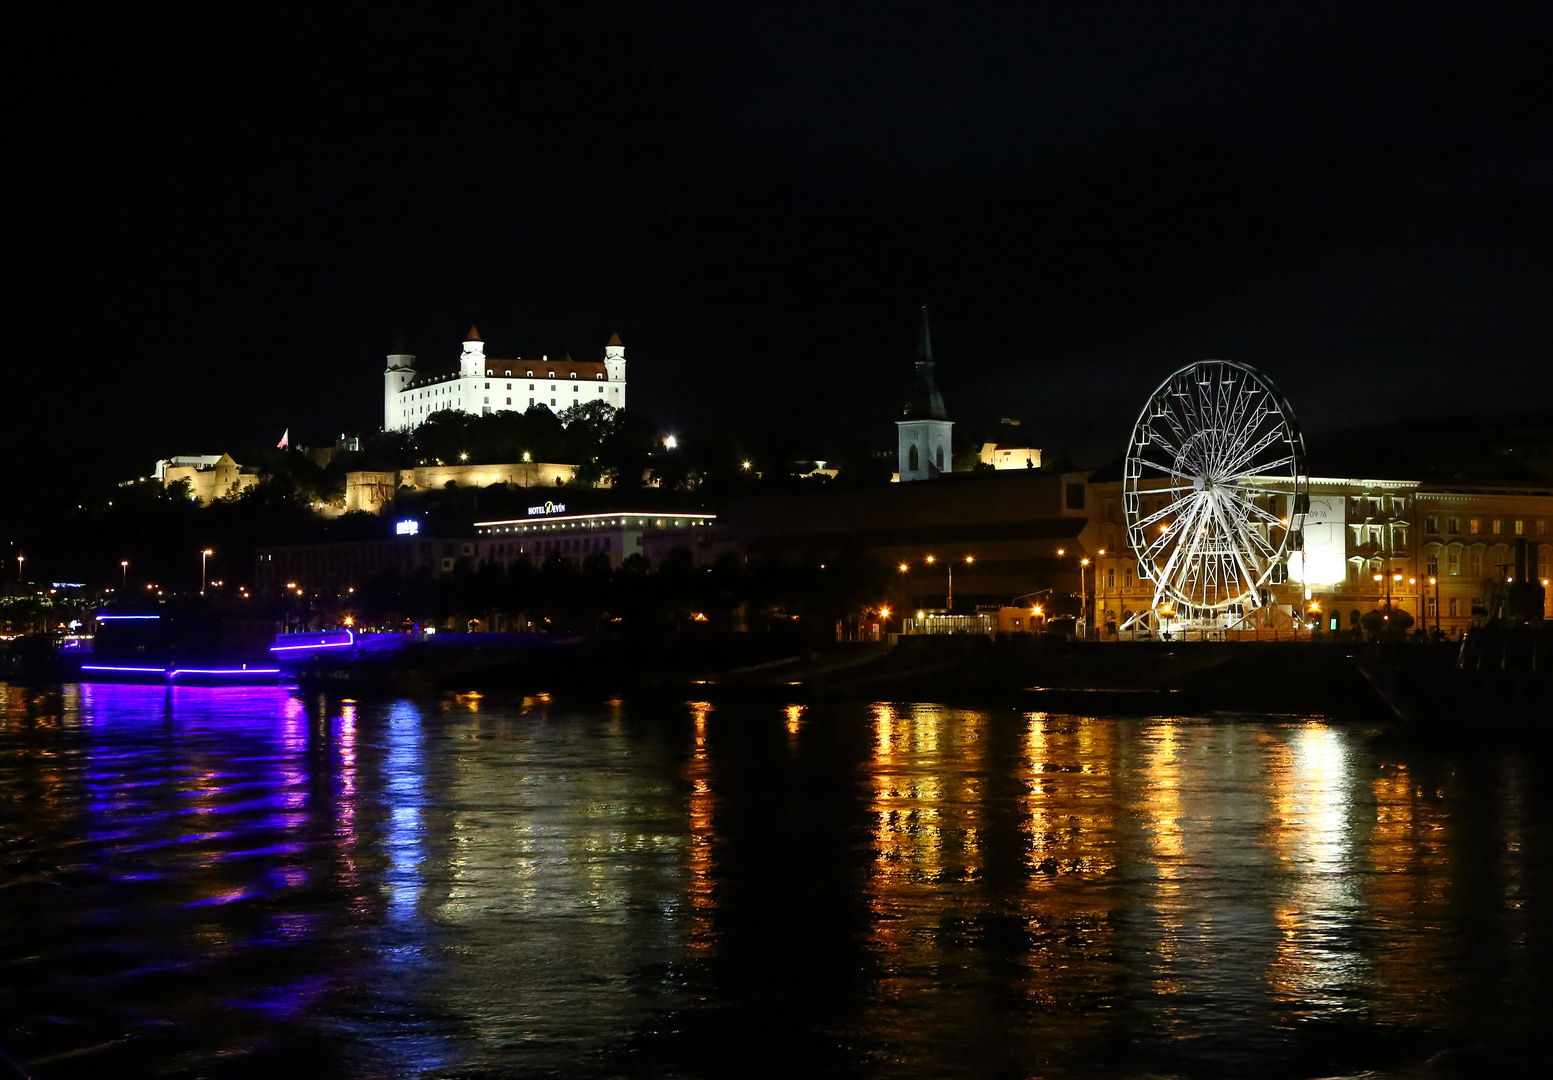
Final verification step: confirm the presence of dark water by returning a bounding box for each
[2,685,1550,1078]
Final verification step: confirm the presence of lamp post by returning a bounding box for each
[906,554,974,613]
[201,549,214,596]
[120,560,129,592]
[16,554,24,583]
[1080,557,1090,639]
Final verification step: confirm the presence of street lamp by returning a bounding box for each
[1080,557,1091,638]
[120,560,129,592]
[201,549,214,596]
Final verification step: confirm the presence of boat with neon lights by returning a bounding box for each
[63,604,282,685]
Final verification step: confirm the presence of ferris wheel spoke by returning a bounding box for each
[1208,499,1265,597]
[1224,454,1299,486]
[1218,427,1290,478]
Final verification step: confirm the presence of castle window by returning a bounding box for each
[908,444,919,471]
[596,373,604,380]
[548,371,555,378]
[505,370,511,376]
[526,370,533,377]
[570,372,577,380]
[507,397,511,405]
[485,382,490,389]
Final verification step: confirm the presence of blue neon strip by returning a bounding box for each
[95,614,162,621]
[81,665,165,673]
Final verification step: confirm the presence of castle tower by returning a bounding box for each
[604,332,627,408]
[384,332,417,431]
[459,325,486,378]
[896,306,953,482]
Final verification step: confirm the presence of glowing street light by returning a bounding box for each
[201,549,214,596]
[120,560,129,591]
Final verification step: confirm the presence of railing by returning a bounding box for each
[901,615,996,636]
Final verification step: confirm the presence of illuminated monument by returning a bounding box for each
[1121,359,1309,635]
[385,328,627,432]
[896,307,954,482]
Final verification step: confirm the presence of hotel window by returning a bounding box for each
[1448,517,1460,533]
[1449,597,1460,617]
[1448,550,1460,576]
[1470,519,1480,534]
[1125,568,1134,588]
[1539,520,1547,535]
[1470,548,1483,576]
[1427,597,1437,618]
[1492,519,1502,535]
[1426,516,1439,533]
[1514,520,1524,535]
[1426,556,1439,577]
[1106,568,1116,589]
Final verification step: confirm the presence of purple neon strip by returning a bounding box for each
[169,668,280,677]
[270,630,354,652]
[82,665,165,673]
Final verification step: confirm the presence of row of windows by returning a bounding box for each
[487,369,608,380]
[1425,516,1545,536]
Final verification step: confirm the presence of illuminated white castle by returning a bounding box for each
[384,327,627,431]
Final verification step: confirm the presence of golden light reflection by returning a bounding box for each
[686,700,715,953]
[1139,720,1185,989]
[784,704,805,739]
[1265,725,1363,1007]
[867,704,985,986]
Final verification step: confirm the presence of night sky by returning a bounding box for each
[11,3,1552,508]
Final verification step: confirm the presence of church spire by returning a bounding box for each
[918,305,933,362]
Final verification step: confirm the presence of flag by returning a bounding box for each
[277,429,289,449]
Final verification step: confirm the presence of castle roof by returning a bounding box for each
[607,332,623,347]
[466,325,482,342]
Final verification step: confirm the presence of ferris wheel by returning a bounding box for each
[1123,360,1307,623]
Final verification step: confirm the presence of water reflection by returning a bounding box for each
[2,688,1550,1078]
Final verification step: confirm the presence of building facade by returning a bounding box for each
[474,506,722,569]
[1082,473,1552,638]
[385,328,627,431]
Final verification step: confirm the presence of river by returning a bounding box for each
[1,683,1549,1078]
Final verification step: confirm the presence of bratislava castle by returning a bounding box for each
[384,327,627,431]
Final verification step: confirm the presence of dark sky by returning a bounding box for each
[10,2,1551,504]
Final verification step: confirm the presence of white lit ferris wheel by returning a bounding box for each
[1123,360,1308,630]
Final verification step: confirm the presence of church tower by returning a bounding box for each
[896,307,954,481]
[459,325,486,378]
[603,332,627,408]
[384,333,416,431]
